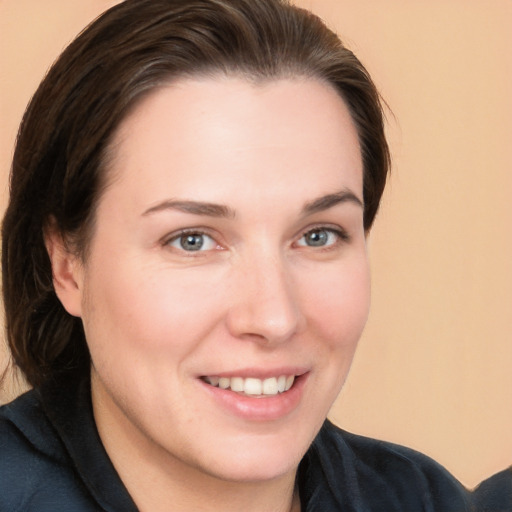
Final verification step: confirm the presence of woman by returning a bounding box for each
[0,0,495,510]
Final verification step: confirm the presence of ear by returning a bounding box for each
[44,222,84,317]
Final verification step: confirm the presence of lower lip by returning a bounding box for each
[199,374,308,422]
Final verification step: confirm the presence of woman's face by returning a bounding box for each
[62,77,370,483]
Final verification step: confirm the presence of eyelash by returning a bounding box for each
[163,225,350,254]
[295,226,350,249]
[164,229,219,253]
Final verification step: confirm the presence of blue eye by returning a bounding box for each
[297,228,344,247]
[167,232,217,252]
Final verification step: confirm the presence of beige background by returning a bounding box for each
[1,0,511,489]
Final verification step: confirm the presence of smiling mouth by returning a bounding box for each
[201,375,295,397]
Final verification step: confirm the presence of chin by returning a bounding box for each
[192,431,310,483]
[208,454,300,483]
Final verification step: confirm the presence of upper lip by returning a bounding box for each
[199,367,310,379]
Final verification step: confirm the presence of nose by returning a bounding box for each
[225,252,303,345]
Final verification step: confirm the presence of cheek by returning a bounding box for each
[81,260,225,362]
[303,257,371,348]
[294,256,370,425]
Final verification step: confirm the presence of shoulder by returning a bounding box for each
[301,420,473,511]
[473,467,512,511]
[0,391,96,512]
[324,421,459,482]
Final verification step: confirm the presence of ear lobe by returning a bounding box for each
[44,224,83,317]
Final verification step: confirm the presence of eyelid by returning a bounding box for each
[162,227,223,252]
[160,224,350,252]
[294,224,351,248]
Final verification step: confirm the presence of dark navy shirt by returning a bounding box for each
[0,373,509,511]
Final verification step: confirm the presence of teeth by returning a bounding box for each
[203,375,295,396]
[244,377,262,395]
[262,377,278,395]
[231,377,244,392]
[277,375,286,392]
[208,376,220,387]
[218,377,229,389]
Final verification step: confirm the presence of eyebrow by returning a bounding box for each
[142,189,363,219]
[302,189,363,215]
[143,200,235,218]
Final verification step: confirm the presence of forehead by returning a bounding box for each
[104,76,363,210]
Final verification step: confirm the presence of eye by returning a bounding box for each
[296,227,347,248]
[167,231,218,252]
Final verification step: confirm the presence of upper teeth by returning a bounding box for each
[204,375,295,396]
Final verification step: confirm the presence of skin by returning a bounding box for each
[48,76,370,512]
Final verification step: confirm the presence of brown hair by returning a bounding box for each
[2,0,390,388]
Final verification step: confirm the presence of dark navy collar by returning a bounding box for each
[37,373,138,512]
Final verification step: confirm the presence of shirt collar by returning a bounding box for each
[38,372,138,512]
